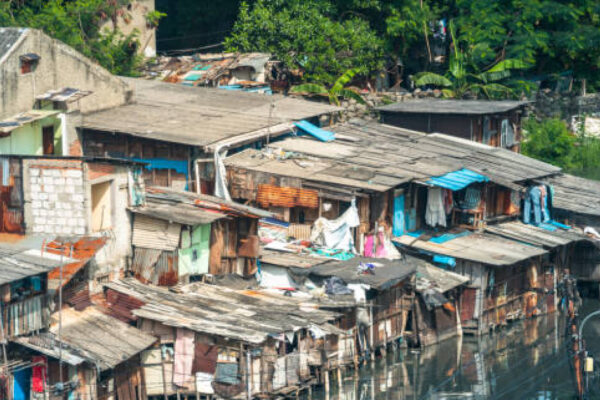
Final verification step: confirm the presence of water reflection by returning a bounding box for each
[315,300,600,400]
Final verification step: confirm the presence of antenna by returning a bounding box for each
[266,101,275,146]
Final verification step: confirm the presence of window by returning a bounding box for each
[91,181,112,231]
[19,53,40,74]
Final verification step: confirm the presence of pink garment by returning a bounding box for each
[375,231,386,258]
[173,328,195,388]
[364,235,374,257]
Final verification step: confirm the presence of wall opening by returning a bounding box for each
[42,126,55,155]
[91,181,112,232]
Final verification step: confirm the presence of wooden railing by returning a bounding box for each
[1,294,49,339]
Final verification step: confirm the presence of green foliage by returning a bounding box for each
[145,10,167,29]
[414,22,532,99]
[521,119,576,170]
[522,117,600,180]
[0,0,150,76]
[290,68,366,106]
[225,0,384,84]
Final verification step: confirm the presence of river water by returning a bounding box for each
[314,300,600,400]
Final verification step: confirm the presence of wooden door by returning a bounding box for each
[42,126,55,155]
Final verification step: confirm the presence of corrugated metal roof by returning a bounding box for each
[132,214,182,251]
[15,307,156,370]
[393,232,547,266]
[36,87,92,103]
[425,168,489,190]
[78,78,340,148]
[0,242,73,285]
[484,221,590,249]
[544,174,600,217]
[0,27,27,64]
[291,256,424,291]
[105,278,342,345]
[376,99,529,115]
[0,110,60,133]
[129,199,226,226]
[416,264,469,293]
[225,120,560,192]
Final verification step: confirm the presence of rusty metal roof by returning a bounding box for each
[484,221,591,249]
[0,242,73,285]
[105,278,341,344]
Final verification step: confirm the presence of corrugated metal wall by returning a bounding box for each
[132,214,182,251]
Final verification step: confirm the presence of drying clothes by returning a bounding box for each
[173,329,195,387]
[364,235,375,257]
[215,363,240,385]
[213,146,231,201]
[443,189,454,215]
[325,276,353,295]
[311,199,360,252]
[425,187,446,228]
[192,342,218,375]
[31,356,46,393]
[524,186,542,225]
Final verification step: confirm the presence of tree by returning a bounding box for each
[225,0,384,84]
[290,68,366,106]
[521,118,576,171]
[414,22,533,99]
[0,0,146,76]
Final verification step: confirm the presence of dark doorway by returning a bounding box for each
[42,126,55,155]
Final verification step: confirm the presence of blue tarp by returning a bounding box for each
[426,168,489,191]
[393,193,405,237]
[429,231,472,244]
[294,120,336,142]
[433,255,456,267]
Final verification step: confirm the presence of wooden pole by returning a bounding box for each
[324,369,330,400]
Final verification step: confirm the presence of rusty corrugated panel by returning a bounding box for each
[132,214,181,251]
[131,247,162,284]
[104,289,145,323]
[156,250,178,286]
[256,184,318,209]
[287,223,311,240]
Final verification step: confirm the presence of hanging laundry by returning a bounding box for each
[31,356,46,393]
[425,187,446,228]
[173,329,195,387]
[364,235,375,257]
[311,199,360,252]
[528,186,542,225]
[443,189,454,215]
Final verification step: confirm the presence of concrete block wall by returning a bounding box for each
[23,159,87,235]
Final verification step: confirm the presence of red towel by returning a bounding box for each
[31,356,46,393]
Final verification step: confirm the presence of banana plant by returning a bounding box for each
[414,22,532,99]
[290,68,366,106]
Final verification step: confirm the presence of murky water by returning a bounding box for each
[314,300,600,400]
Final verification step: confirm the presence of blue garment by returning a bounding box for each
[529,187,542,225]
[523,191,531,224]
[542,188,551,222]
[392,194,405,237]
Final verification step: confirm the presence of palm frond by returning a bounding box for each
[415,72,453,87]
[441,89,455,98]
[340,88,366,105]
[487,58,531,73]
[331,68,359,94]
[290,84,328,95]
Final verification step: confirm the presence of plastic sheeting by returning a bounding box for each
[173,329,195,387]
[258,265,297,289]
[294,120,335,142]
[311,199,360,252]
[426,168,489,191]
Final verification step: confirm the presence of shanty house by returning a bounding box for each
[104,278,347,398]
[13,307,156,400]
[77,78,339,192]
[128,186,272,284]
[376,99,528,150]
[0,155,145,291]
[0,28,131,157]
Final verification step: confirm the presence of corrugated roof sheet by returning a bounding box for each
[78,78,340,148]
[291,256,425,291]
[416,264,469,293]
[484,221,590,249]
[225,120,560,192]
[0,110,59,133]
[14,307,156,370]
[425,168,489,191]
[545,174,600,218]
[105,278,341,345]
[393,231,547,266]
[36,87,92,103]
[129,198,227,226]
[376,99,529,115]
[0,27,27,64]
[0,240,75,285]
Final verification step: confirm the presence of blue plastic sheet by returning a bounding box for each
[426,168,489,191]
[429,231,472,244]
[294,120,336,142]
[393,193,405,237]
[433,255,456,267]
